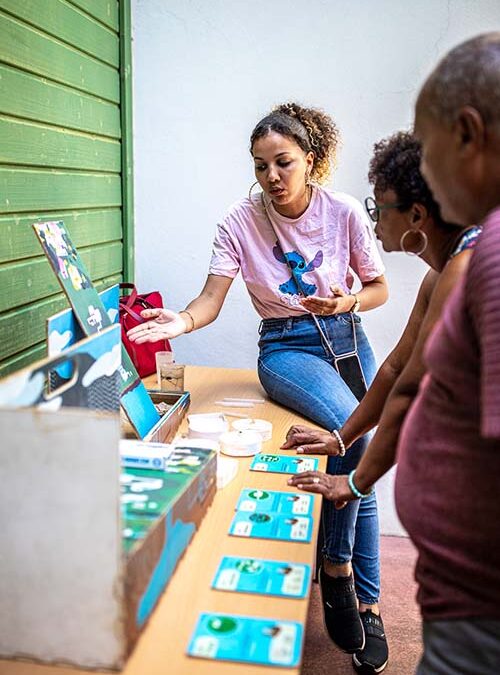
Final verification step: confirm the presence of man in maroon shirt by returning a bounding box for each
[396,33,500,673]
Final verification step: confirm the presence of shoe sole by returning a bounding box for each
[318,567,365,654]
[352,653,388,674]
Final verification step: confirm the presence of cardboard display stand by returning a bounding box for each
[0,329,125,668]
[47,283,191,443]
[0,222,212,670]
[0,319,211,671]
[0,325,121,412]
[33,220,160,438]
[47,284,190,443]
[0,407,124,669]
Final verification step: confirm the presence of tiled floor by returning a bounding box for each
[302,536,421,674]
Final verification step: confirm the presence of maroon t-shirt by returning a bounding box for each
[395,206,500,621]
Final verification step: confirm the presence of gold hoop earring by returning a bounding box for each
[248,181,260,199]
[400,229,428,256]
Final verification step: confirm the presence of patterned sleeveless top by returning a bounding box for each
[449,225,482,258]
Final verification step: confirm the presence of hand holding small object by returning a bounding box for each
[281,424,343,455]
[127,308,188,343]
[287,471,354,509]
[299,284,355,316]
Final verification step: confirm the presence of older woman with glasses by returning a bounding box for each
[285,130,481,675]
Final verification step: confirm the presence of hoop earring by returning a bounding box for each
[400,229,428,256]
[248,181,260,199]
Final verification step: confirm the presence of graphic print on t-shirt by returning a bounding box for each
[272,241,323,298]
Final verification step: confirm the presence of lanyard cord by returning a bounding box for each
[260,192,359,361]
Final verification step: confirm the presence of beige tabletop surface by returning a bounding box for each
[1,365,326,675]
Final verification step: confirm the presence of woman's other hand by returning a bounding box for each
[281,424,342,455]
[299,284,353,316]
[287,472,355,509]
[126,308,188,343]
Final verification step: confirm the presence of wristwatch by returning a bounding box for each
[349,294,361,313]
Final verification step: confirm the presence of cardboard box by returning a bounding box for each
[120,389,190,444]
[121,445,217,648]
[0,337,211,671]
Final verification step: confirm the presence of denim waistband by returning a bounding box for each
[259,312,350,333]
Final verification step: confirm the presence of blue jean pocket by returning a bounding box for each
[258,325,286,344]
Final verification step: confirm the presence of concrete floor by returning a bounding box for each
[302,536,422,674]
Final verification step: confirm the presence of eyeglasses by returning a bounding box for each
[364,196,406,223]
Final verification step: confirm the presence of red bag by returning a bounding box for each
[119,283,172,378]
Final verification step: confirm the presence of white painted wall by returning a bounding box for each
[131,0,500,534]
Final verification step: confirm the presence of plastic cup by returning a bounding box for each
[156,352,184,392]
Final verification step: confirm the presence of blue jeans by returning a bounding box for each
[257,312,380,605]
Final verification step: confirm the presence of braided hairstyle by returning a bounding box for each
[250,102,340,185]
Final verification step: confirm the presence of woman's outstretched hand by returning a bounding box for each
[287,471,355,509]
[281,424,342,455]
[126,308,188,343]
[300,284,354,316]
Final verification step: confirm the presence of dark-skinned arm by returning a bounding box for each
[282,269,437,454]
[338,269,438,448]
[288,249,473,502]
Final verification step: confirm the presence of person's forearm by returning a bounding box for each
[340,358,401,448]
[354,386,416,493]
[357,277,388,311]
[181,295,222,331]
[179,275,233,332]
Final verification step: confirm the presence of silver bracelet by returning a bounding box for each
[331,429,346,457]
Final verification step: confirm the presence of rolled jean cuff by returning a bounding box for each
[356,594,379,605]
[322,553,352,565]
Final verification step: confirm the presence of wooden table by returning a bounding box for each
[1,366,326,675]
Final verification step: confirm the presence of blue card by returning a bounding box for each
[187,613,303,668]
[212,556,311,599]
[229,510,313,543]
[236,488,314,516]
[47,285,119,380]
[250,453,319,474]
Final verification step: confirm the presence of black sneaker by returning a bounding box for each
[319,566,365,653]
[352,610,389,674]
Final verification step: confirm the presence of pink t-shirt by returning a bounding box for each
[209,186,384,319]
[396,206,500,621]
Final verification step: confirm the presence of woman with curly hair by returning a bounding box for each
[128,102,388,660]
[286,130,481,672]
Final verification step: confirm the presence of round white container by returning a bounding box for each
[231,418,273,442]
[219,430,263,457]
[187,413,228,441]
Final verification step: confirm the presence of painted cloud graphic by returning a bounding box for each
[48,329,73,354]
[82,343,121,387]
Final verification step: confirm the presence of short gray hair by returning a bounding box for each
[419,32,500,131]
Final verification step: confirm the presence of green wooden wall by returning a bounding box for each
[0,0,133,378]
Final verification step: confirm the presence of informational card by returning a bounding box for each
[236,488,314,516]
[187,613,303,668]
[250,453,319,474]
[229,510,313,543]
[212,556,311,599]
